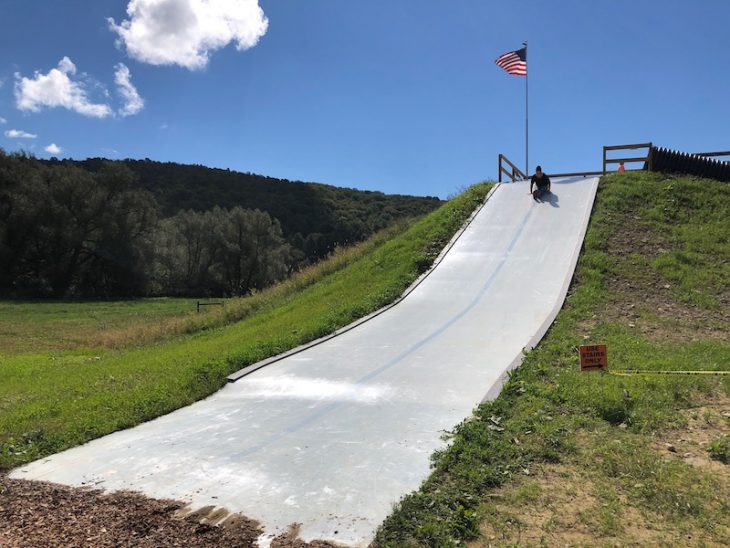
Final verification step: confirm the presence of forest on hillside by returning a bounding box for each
[0,151,441,298]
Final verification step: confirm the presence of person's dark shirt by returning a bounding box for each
[531,173,551,188]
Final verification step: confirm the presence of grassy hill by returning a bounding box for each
[375,172,730,547]
[0,182,489,471]
[2,172,727,546]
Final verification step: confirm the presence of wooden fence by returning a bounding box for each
[602,142,652,175]
[651,147,730,182]
[497,143,729,182]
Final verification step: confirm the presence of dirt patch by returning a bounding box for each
[468,462,726,547]
[468,407,730,548]
[651,395,730,477]
[603,277,729,344]
[578,211,729,344]
[603,212,671,260]
[468,465,603,547]
[269,523,344,547]
[0,477,338,547]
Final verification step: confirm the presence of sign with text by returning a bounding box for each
[579,344,608,372]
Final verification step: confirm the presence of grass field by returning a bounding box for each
[374,172,730,547]
[0,298,198,354]
[0,220,414,354]
[0,182,492,471]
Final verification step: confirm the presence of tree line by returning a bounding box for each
[1,151,441,298]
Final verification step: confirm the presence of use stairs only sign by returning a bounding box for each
[579,344,608,372]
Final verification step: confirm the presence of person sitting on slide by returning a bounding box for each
[530,165,551,201]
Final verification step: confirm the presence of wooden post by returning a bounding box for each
[647,142,653,172]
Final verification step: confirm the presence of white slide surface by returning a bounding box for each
[11,177,599,546]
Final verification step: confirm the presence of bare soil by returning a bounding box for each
[468,462,728,547]
[577,212,728,344]
[651,394,730,477]
[0,476,338,547]
[468,399,730,548]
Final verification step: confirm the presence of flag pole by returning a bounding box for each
[524,40,528,177]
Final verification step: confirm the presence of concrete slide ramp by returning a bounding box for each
[11,177,599,546]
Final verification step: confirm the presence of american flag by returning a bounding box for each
[495,47,527,76]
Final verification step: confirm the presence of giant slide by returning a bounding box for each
[12,177,600,546]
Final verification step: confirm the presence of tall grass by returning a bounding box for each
[95,219,416,349]
[0,298,196,355]
[0,221,414,354]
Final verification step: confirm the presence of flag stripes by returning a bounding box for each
[495,47,527,76]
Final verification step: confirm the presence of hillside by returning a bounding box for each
[1,184,490,546]
[68,157,442,250]
[375,172,729,547]
[1,151,442,297]
[0,182,491,473]
[3,173,727,546]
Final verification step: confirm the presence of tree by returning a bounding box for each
[0,152,157,297]
[154,207,293,296]
[221,208,291,294]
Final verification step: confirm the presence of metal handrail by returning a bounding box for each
[498,153,527,182]
[547,171,605,178]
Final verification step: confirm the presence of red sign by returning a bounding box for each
[579,344,608,372]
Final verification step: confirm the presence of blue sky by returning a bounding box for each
[1,1,728,198]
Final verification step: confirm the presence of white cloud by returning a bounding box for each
[108,0,268,70]
[4,129,37,139]
[0,117,7,124]
[15,57,113,118]
[58,56,76,75]
[45,143,63,154]
[114,63,145,116]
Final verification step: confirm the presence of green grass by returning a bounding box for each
[708,435,730,464]
[0,182,492,471]
[0,220,418,353]
[0,298,198,354]
[374,172,730,547]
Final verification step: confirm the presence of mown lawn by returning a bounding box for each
[0,183,492,471]
[374,172,730,547]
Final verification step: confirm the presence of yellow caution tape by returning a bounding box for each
[610,369,730,377]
